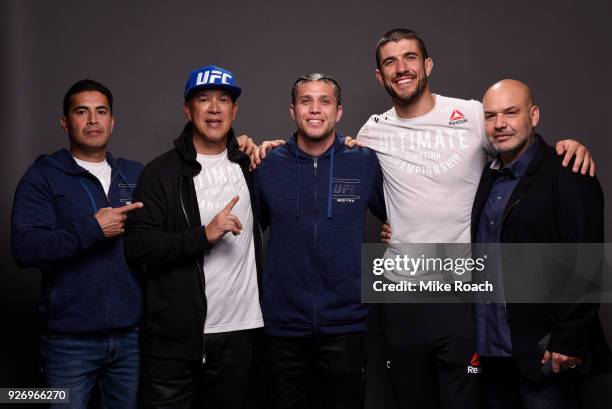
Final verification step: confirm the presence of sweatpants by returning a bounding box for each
[265,332,366,409]
[382,303,482,409]
[140,328,262,409]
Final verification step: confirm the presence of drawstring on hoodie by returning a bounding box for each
[294,144,335,219]
[77,178,98,213]
[79,162,134,213]
[327,146,334,219]
[44,155,99,213]
[46,154,135,214]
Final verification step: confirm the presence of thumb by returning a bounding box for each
[556,141,565,155]
[96,206,113,214]
[541,350,551,364]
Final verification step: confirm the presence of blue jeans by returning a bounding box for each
[41,328,139,409]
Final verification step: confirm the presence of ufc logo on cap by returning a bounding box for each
[196,70,232,86]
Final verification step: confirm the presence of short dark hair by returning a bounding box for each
[291,73,342,106]
[63,79,113,116]
[375,29,429,69]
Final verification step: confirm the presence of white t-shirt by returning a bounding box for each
[194,150,263,334]
[74,156,112,196]
[357,95,496,280]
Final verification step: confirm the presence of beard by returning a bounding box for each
[492,131,533,159]
[383,71,428,107]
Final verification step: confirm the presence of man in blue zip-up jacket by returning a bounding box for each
[11,79,143,409]
[253,73,386,409]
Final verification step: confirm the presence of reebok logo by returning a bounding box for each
[449,109,468,126]
[450,109,465,121]
[467,353,482,374]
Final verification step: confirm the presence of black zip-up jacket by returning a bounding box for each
[124,123,262,361]
[471,135,610,382]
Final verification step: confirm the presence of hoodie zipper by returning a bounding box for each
[312,157,319,329]
[313,158,318,249]
[80,171,112,329]
[88,173,111,205]
[179,176,207,365]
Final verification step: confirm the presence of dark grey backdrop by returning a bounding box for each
[2,0,611,407]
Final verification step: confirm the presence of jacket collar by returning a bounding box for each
[41,148,119,175]
[471,134,547,241]
[285,132,345,159]
[489,136,541,179]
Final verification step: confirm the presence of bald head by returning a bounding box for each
[482,79,540,165]
[483,79,534,108]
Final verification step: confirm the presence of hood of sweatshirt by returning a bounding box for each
[36,148,132,213]
[37,148,118,175]
[284,133,345,219]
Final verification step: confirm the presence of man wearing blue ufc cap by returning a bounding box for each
[125,65,264,408]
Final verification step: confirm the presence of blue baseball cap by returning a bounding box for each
[184,65,242,101]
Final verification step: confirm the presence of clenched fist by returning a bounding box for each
[95,202,144,238]
[204,196,243,245]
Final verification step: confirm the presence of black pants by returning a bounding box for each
[265,332,366,409]
[140,329,262,409]
[382,303,482,409]
[482,357,580,409]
